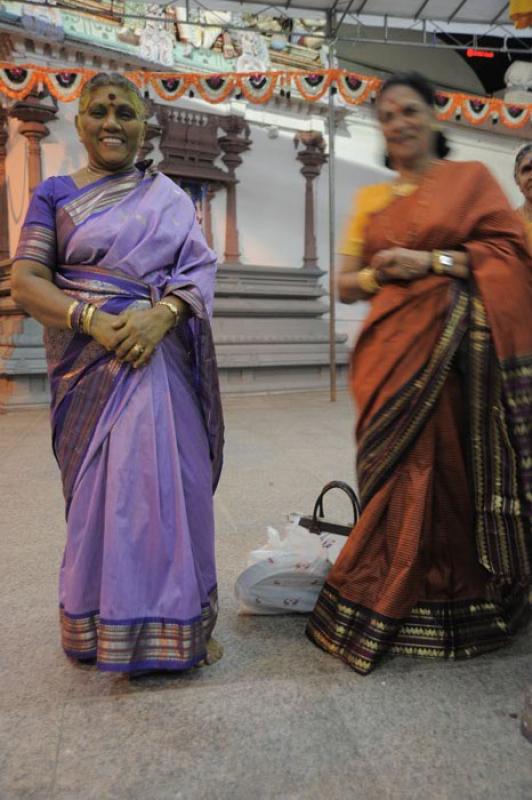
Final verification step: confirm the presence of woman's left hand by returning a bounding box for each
[112,306,175,368]
[371,248,431,283]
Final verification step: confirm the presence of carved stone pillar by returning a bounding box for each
[138,99,161,162]
[138,119,161,162]
[0,106,9,261]
[9,90,58,194]
[0,91,57,409]
[204,185,216,250]
[218,116,251,264]
[294,132,327,270]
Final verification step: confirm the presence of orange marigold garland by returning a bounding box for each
[336,73,376,105]
[150,73,188,102]
[293,70,334,102]
[194,74,235,103]
[238,73,277,104]
[434,91,458,121]
[45,70,89,103]
[500,102,530,128]
[462,97,492,125]
[1,64,532,133]
[0,65,38,99]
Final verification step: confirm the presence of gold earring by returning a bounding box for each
[431,122,440,132]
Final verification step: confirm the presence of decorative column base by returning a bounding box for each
[213,262,349,394]
[0,259,49,410]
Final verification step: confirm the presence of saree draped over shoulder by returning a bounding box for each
[15,168,224,672]
[307,160,532,675]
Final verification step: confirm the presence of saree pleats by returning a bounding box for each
[307,160,532,674]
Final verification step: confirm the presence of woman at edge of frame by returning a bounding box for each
[515,142,532,252]
[306,71,532,675]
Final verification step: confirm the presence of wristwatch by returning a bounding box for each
[432,250,454,275]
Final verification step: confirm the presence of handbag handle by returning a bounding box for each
[311,481,361,533]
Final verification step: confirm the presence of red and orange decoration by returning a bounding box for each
[510,0,532,29]
[1,63,531,131]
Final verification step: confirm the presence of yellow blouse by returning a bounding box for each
[339,182,417,258]
[525,220,532,253]
[517,208,532,254]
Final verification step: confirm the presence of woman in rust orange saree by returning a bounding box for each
[306,72,532,675]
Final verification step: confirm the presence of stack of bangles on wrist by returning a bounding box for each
[66,300,97,335]
[357,267,381,295]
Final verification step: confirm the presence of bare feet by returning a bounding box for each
[197,638,224,667]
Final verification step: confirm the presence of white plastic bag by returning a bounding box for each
[235,519,346,615]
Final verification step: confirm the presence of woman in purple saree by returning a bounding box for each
[12,73,224,674]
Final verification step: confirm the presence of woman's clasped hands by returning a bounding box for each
[90,305,175,369]
[371,247,431,284]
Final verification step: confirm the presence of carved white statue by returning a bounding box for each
[504,60,532,105]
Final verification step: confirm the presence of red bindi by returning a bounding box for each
[108,92,116,101]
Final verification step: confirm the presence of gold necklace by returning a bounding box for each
[392,160,437,198]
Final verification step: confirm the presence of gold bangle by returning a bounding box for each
[357,267,381,295]
[80,303,96,335]
[66,300,80,330]
[156,299,181,327]
[79,303,89,334]
[84,304,97,335]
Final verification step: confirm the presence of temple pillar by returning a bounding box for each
[294,132,327,270]
[138,98,161,162]
[204,185,216,250]
[218,116,251,264]
[0,91,57,409]
[9,90,58,193]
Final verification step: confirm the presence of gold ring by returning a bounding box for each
[132,344,144,357]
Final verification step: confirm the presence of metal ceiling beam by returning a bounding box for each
[448,1,468,23]
[491,2,509,25]
[336,31,530,54]
[414,0,431,18]
[332,0,358,38]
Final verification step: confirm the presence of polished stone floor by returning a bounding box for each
[1,392,531,800]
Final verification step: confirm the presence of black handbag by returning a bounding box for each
[298,481,361,537]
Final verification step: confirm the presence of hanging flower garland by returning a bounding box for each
[1,62,531,133]
[499,102,530,129]
[44,69,91,103]
[194,74,236,103]
[149,73,188,102]
[293,71,334,102]
[433,92,458,121]
[0,65,39,98]
[238,73,278,104]
[462,96,492,126]
[336,73,377,105]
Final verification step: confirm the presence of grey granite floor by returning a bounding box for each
[0,392,531,800]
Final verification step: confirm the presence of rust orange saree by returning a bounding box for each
[307,160,532,674]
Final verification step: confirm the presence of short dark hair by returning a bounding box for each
[378,71,451,165]
[515,143,532,178]
[79,72,146,119]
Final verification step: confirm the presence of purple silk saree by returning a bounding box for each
[15,166,224,671]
